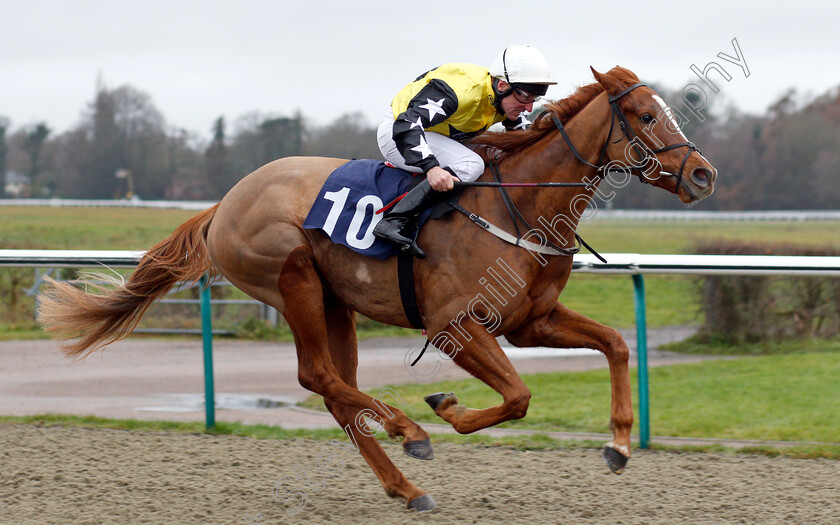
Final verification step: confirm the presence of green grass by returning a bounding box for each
[0,206,198,250]
[3,208,839,255]
[663,335,840,356]
[0,321,45,341]
[646,354,839,442]
[3,206,839,252]
[575,220,840,254]
[560,274,699,328]
[300,351,840,445]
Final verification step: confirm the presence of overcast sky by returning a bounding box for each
[2,0,837,140]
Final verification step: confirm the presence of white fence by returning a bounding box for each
[573,253,840,276]
[592,209,840,221]
[6,249,840,275]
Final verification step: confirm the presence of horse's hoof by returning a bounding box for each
[424,391,456,411]
[602,446,629,475]
[403,438,434,461]
[408,494,437,512]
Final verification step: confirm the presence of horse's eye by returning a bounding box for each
[640,114,654,124]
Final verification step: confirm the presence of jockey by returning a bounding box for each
[373,44,557,258]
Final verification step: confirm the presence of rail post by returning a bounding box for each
[199,275,216,429]
[632,274,650,449]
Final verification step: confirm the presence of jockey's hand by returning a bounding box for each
[426,166,459,191]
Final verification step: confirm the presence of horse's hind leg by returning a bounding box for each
[319,295,435,511]
[278,246,432,454]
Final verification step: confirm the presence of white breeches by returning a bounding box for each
[376,117,485,182]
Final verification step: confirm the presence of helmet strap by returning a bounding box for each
[502,47,511,84]
[491,78,513,113]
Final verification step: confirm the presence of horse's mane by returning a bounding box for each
[472,66,640,159]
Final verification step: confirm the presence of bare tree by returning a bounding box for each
[258,112,303,164]
[204,116,232,198]
[64,81,170,198]
[305,112,381,159]
[21,123,50,184]
[227,111,305,183]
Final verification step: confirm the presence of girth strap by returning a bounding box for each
[397,251,424,329]
[397,251,430,366]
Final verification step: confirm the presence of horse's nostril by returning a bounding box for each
[691,167,712,186]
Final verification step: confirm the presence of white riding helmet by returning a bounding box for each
[489,45,557,86]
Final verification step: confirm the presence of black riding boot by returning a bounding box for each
[373,177,448,259]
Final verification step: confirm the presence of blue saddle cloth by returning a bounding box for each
[303,159,432,259]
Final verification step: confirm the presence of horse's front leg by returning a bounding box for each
[424,317,532,434]
[506,302,633,474]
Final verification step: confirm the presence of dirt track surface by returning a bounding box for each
[3,330,840,523]
[2,424,839,525]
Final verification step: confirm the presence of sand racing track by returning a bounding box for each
[1,330,838,524]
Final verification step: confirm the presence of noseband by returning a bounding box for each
[552,82,700,195]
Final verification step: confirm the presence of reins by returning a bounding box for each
[446,159,607,261]
[452,181,592,188]
[488,159,588,257]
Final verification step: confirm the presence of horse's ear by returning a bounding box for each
[591,66,625,96]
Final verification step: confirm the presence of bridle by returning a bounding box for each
[551,82,700,197]
[449,83,702,266]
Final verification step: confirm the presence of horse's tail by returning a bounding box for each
[38,204,221,358]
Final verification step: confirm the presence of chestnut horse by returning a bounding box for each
[39,66,716,512]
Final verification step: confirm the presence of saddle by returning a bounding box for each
[302,159,455,260]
